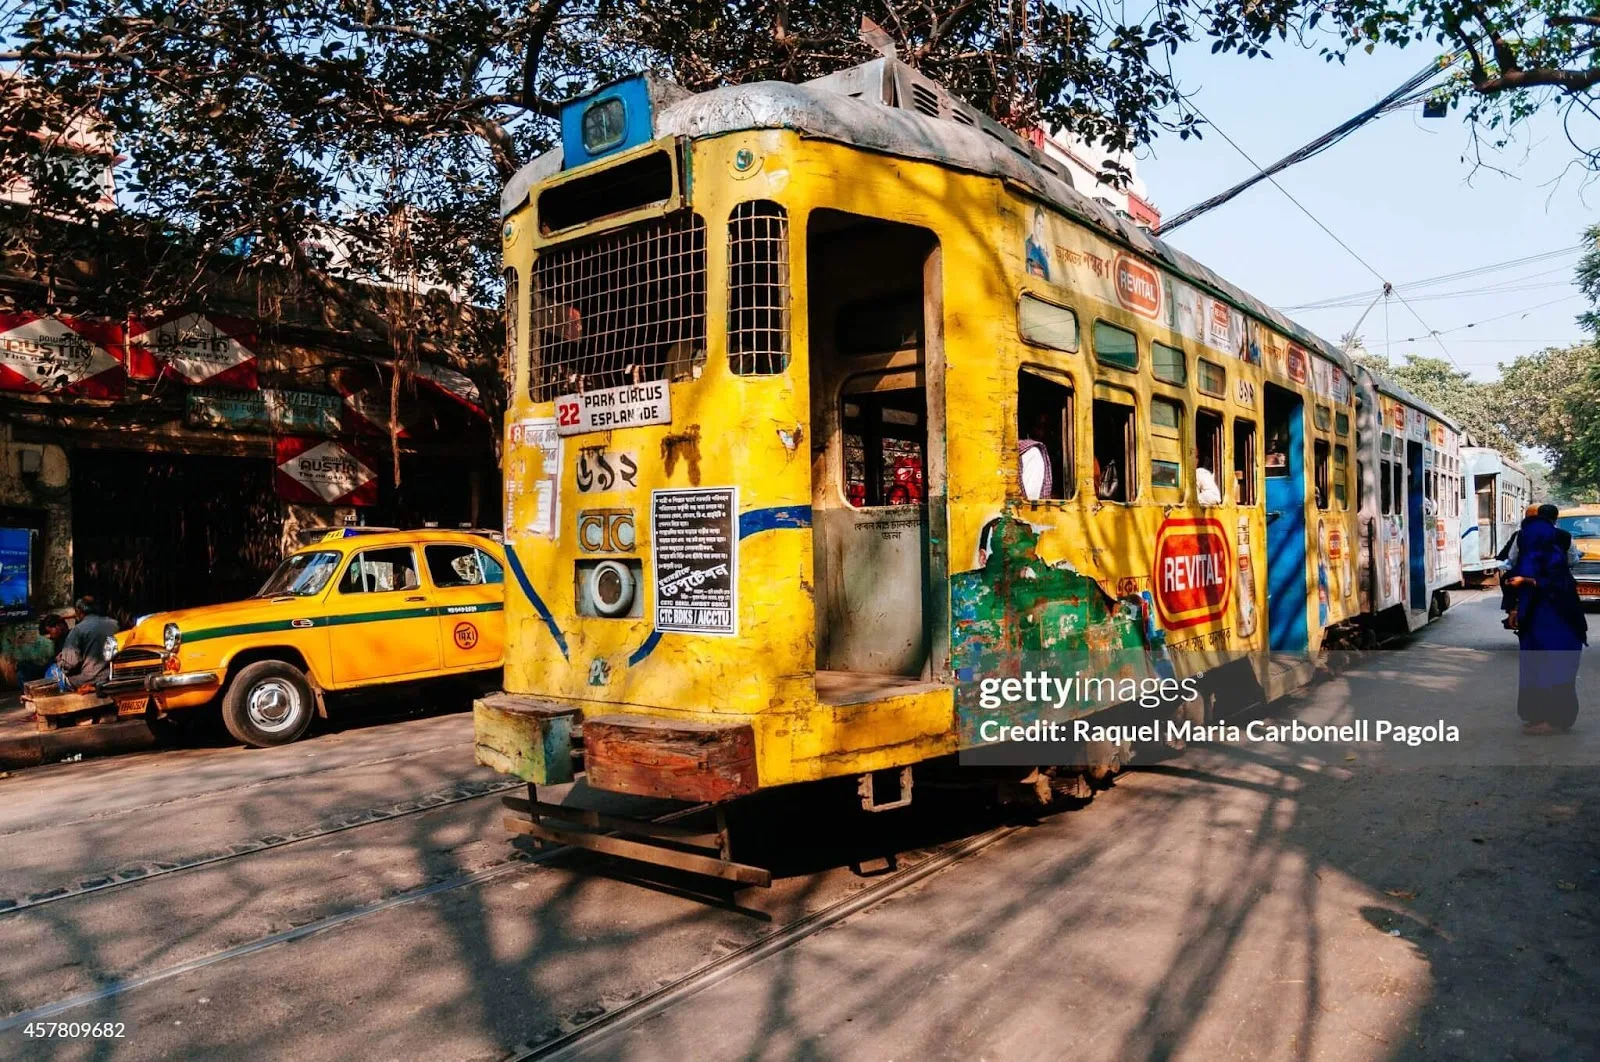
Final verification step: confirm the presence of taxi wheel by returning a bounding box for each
[221,661,315,748]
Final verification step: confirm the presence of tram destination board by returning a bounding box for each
[554,381,670,436]
[651,487,738,635]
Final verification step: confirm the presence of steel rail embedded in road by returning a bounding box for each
[0,796,725,1029]
[0,806,1022,1037]
[500,822,1026,1062]
[0,848,551,1033]
[0,777,522,916]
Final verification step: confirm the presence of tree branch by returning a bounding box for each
[521,0,571,110]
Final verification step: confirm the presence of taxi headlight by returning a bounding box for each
[163,622,181,653]
[104,635,119,660]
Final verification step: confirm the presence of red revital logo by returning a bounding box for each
[1153,517,1232,630]
[1114,254,1162,319]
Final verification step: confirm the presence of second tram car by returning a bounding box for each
[1355,369,1464,626]
[1460,446,1530,582]
[478,58,1477,881]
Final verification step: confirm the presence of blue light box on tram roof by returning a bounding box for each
[560,74,657,169]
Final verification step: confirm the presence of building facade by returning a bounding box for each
[1027,128,1161,229]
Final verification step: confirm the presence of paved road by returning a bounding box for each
[0,590,1594,1060]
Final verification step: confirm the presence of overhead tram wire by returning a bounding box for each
[1283,245,1583,310]
[1156,57,1453,237]
[1385,293,1585,344]
[1131,10,1470,366]
[1290,273,1579,311]
[1156,91,1467,369]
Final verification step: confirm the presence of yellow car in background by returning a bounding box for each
[1557,505,1600,602]
[100,528,507,747]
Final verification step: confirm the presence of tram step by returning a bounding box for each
[473,693,581,786]
[583,714,759,803]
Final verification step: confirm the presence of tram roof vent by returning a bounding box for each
[802,57,1075,187]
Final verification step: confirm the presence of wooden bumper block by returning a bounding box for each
[582,713,758,803]
[472,693,580,785]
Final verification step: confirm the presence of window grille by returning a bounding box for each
[529,213,707,401]
[727,201,790,375]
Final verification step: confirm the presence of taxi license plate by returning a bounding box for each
[1578,584,1600,598]
[116,695,151,716]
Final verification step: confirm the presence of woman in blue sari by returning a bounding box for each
[1506,515,1588,733]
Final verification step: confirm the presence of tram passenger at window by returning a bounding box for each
[1195,467,1223,505]
[1018,410,1054,501]
[1265,426,1288,470]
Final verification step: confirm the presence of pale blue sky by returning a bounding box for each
[1139,40,1593,382]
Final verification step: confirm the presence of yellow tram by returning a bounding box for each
[478,58,1387,880]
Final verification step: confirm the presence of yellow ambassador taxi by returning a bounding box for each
[99,528,507,747]
[1557,505,1600,602]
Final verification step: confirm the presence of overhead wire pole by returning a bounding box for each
[1342,284,1394,352]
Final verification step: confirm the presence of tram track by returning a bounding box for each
[500,822,1024,1061]
[0,775,521,916]
[0,804,1023,1037]
[0,737,478,841]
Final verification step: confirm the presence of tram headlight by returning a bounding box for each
[588,560,636,618]
[163,622,182,653]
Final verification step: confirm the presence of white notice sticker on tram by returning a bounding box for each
[554,381,671,436]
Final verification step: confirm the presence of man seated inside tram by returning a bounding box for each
[1265,427,1289,472]
[1018,409,1055,501]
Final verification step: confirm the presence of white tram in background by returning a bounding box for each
[1460,446,1531,583]
[1354,367,1465,630]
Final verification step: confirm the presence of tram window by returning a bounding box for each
[1149,396,1184,498]
[1092,320,1138,371]
[1336,410,1351,436]
[1153,342,1187,386]
[528,211,708,400]
[1380,432,1393,455]
[1334,444,1349,509]
[727,201,791,375]
[1381,459,1393,514]
[1196,408,1225,504]
[1197,358,1226,398]
[1019,295,1079,352]
[1233,419,1257,505]
[841,386,926,508]
[1314,404,1332,432]
[1091,395,1136,502]
[1017,368,1074,500]
[1391,462,1404,514]
[1313,439,1331,509]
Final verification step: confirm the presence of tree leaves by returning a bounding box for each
[9,0,1591,423]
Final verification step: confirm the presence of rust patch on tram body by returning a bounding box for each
[660,425,702,485]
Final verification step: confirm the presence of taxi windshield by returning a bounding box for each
[1557,515,1600,539]
[257,551,341,597]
